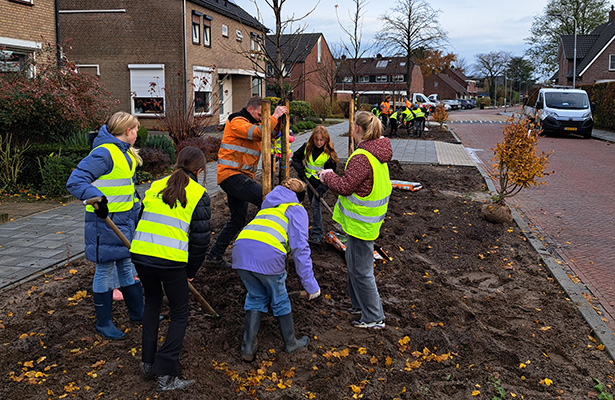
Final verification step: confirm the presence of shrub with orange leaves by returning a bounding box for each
[431,104,448,127]
[490,115,551,204]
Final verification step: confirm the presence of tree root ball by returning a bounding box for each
[481,202,513,223]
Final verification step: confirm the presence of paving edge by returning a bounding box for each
[0,252,85,293]
[472,157,615,361]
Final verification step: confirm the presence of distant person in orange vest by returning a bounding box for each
[206,97,288,268]
[379,96,392,129]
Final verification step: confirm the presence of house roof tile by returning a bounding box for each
[189,0,264,31]
[265,33,322,63]
[336,56,414,76]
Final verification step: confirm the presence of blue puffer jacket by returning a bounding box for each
[66,125,140,263]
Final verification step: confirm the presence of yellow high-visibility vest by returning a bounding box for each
[86,143,136,213]
[131,175,206,262]
[235,202,300,254]
[333,149,391,241]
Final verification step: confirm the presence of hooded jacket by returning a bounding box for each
[320,137,393,198]
[232,185,319,295]
[66,125,140,263]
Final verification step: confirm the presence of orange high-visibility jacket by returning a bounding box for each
[380,101,391,115]
[216,113,279,184]
[405,99,412,109]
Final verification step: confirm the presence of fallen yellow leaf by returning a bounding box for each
[472,390,480,396]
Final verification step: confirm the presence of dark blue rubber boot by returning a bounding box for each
[120,282,144,322]
[93,291,126,340]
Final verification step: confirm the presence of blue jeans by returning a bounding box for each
[93,258,136,293]
[209,174,262,259]
[308,186,327,240]
[345,234,385,323]
[237,269,291,316]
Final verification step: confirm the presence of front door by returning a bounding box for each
[219,75,232,125]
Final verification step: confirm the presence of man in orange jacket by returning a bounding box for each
[379,95,392,129]
[206,96,287,267]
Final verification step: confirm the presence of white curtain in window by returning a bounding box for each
[193,66,213,91]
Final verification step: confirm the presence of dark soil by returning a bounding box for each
[386,123,459,142]
[1,163,614,400]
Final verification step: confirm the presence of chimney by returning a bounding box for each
[376,53,382,59]
[610,5,615,22]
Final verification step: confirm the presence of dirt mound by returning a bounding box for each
[1,164,613,400]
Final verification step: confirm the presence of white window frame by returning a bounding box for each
[236,29,243,41]
[376,75,387,83]
[191,12,201,44]
[392,74,404,82]
[203,24,211,47]
[251,76,262,97]
[193,66,213,115]
[129,64,165,116]
[317,36,322,63]
[609,54,615,71]
[222,24,228,37]
[342,76,352,83]
[359,75,369,83]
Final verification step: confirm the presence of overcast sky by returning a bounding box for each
[233,0,551,70]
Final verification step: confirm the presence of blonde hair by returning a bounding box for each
[354,111,382,141]
[106,111,143,166]
[281,177,306,193]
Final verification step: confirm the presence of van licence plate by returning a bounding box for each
[564,127,577,131]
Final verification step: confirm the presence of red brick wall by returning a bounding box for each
[59,0,184,127]
[579,42,615,84]
[424,74,458,100]
[304,36,334,102]
[1,0,56,45]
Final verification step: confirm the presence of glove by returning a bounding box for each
[94,196,109,219]
[308,289,321,301]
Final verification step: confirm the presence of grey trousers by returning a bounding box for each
[345,234,385,323]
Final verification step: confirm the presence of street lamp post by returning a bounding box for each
[572,16,577,89]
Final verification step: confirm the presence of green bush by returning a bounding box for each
[37,152,75,196]
[20,144,90,188]
[136,169,153,185]
[309,98,330,120]
[136,126,148,148]
[290,101,315,119]
[145,134,175,164]
[0,134,30,192]
[290,121,318,133]
[61,131,90,147]
[265,97,281,107]
[583,82,615,130]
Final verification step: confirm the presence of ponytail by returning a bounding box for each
[354,111,382,141]
[160,146,206,208]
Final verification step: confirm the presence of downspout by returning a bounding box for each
[55,0,61,65]
[182,0,188,115]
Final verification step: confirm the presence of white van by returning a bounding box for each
[524,88,593,139]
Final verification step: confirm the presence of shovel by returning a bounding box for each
[85,197,220,318]
[303,179,391,262]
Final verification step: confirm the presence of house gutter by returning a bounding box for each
[54,0,60,65]
[182,0,188,115]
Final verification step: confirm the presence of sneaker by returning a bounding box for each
[352,320,385,329]
[206,256,228,269]
[157,375,194,391]
[347,308,362,315]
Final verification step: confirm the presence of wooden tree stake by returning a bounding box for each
[261,100,272,198]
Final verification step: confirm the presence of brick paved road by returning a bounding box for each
[450,117,615,330]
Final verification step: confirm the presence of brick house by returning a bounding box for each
[1,0,57,73]
[58,0,266,127]
[263,33,334,102]
[557,6,615,86]
[424,72,469,100]
[335,55,424,106]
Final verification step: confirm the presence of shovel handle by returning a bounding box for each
[304,179,334,215]
[188,282,219,318]
[85,197,220,317]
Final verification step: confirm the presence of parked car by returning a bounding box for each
[459,99,473,109]
[468,99,477,108]
[442,99,459,110]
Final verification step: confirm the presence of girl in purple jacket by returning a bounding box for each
[232,178,321,362]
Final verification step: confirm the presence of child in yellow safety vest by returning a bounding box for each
[232,178,321,361]
[291,126,339,243]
